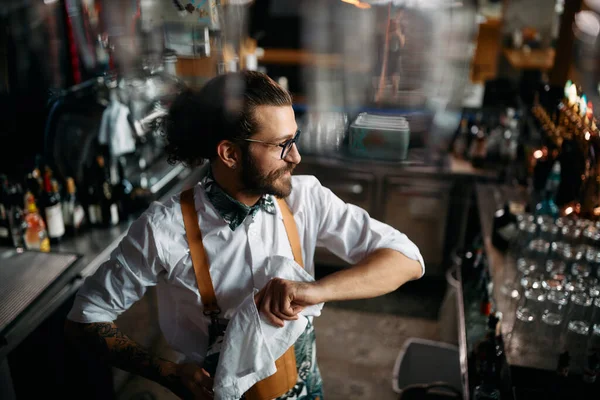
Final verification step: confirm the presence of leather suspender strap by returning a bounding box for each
[180,189,301,399]
[275,198,304,268]
[180,188,220,314]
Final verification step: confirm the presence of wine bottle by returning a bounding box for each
[62,177,85,236]
[0,175,12,246]
[42,174,65,244]
[96,155,119,227]
[7,183,27,249]
[85,161,102,227]
[24,191,50,252]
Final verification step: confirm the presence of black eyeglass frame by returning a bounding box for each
[241,129,301,160]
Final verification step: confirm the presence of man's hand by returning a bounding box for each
[171,363,214,399]
[254,279,323,327]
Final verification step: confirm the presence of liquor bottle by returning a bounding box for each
[552,351,571,400]
[114,156,132,221]
[470,128,488,168]
[96,155,120,227]
[0,175,12,246]
[6,183,27,249]
[555,134,586,208]
[41,174,65,244]
[473,315,502,400]
[85,161,102,227]
[25,167,44,209]
[453,118,469,159]
[492,202,518,252]
[23,191,50,252]
[581,351,599,392]
[62,177,85,236]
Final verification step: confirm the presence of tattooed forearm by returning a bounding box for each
[65,320,181,394]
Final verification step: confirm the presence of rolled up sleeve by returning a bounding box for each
[67,212,165,323]
[314,179,425,277]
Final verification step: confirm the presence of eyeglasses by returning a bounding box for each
[242,129,301,160]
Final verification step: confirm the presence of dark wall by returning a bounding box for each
[0,1,70,180]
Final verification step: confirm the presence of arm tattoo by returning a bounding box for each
[75,322,180,392]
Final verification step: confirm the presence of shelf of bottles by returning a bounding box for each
[0,149,133,253]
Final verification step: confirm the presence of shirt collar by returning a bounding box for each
[202,168,276,231]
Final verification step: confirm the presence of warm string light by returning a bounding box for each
[532,81,598,145]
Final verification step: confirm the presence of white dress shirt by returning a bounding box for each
[67,175,425,365]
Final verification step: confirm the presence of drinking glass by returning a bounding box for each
[571,262,593,280]
[539,222,559,243]
[510,221,537,259]
[588,298,600,354]
[562,292,594,372]
[540,290,570,351]
[582,225,600,248]
[509,288,546,353]
[527,239,550,267]
[566,292,594,335]
[561,225,583,247]
[516,288,546,323]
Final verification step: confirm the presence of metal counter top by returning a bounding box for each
[0,166,205,359]
[475,183,557,372]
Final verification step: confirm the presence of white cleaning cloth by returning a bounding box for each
[98,100,136,157]
[213,256,324,400]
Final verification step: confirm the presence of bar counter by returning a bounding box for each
[0,166,204,362]
[462,183,600,399]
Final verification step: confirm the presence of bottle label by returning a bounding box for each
[40,237,51,252]
[0,227,8,238]
[110,204,119,225]
[45,203,65,238]
[88,205,98,224]
[63,202,85,229]
[73,205,85,228]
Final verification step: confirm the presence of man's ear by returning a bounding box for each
[216,140,241,169]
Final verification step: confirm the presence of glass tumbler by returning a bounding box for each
[562,292,594,372]
[561,225,583,248]
[539,222,560,243]
[510,288,546,353]
[545,259,567,275]
[540,290,570,350]
[588,298,600,354]
[516,288,546,323]
[566,292,594,335]
[527,239,550,267]
[510,221,538,259]
[565,277,588,294]
[550,241,571,263]
[571,262,593,280]
[501,257,536,300]
[582,225,600,248]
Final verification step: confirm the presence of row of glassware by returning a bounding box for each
[500,213,600,374]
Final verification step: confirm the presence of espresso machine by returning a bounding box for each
[42,0,222,214]
[44,62,189,214]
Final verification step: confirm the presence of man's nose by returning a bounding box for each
[284,142,301,165]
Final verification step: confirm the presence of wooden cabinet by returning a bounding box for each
[382,177,451,276]
[470,17,503,83]
[294,158,455,277]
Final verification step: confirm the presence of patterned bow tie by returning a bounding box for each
[203,170,276,231]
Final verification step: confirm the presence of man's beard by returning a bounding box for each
[240,151,295,198]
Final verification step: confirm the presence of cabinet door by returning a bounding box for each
[294,165,375,214]
[383,177,451,275]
